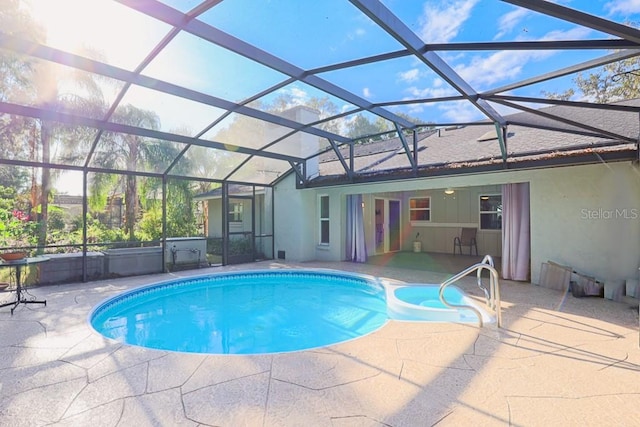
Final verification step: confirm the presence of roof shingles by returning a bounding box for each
[315,100,640,183]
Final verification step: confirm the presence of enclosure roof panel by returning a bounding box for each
[1,0,640,187]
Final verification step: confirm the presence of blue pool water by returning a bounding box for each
[90,270,388,355]
[386,284,492,324]
[91,270,493,355]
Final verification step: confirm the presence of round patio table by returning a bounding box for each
[0,256,48,315]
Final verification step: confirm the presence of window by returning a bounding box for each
[409,197,430,222]
[319,195,329,245]
[480,195,502,230]
[229,202,243,222]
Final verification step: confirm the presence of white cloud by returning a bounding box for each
[398,98,483,121]
[455,49,549,88]
[363,87,373,98]
[454,26,592,89]
[347,27,367,41]
[340,104,353,113]
[290,87,309,105]
[405,104,425,115]
[270,86,312,109]
[539,26,592,42]
[398,24,593,101]
[439,101,483,122]
[494,8,529,40]
[605,0,640,15]
[398,68,421,83]
[405,83,457,99]
[418,0,479,43]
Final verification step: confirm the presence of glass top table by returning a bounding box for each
[0,256,48,315]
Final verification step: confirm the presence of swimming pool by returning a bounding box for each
[90,270,388,354]
[90,269,493,355]
[385,283,494,324]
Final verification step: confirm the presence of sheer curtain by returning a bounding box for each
[502,183,530,280]
[346,194,367,263]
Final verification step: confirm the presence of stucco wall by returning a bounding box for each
[273,174,318,261]
[528,162,640,284]
[275,160,640,285]
[208,199,222,236]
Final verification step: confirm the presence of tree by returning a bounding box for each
[265,93,342,133]
[544,56,640,103]
[92,104,186,241]
[93,105,162,240]
[0,0,43,192]
[347,112,427,142]
[347,114,385,140]
[184,145,230,236]
[0,1,107,250]
[304,96,341,134]
[164,178,198,237]
[136,176,198,241]
[249,92,425,144]
[394,112,434,132]
[30,57,106,250]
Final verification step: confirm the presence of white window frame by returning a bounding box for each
[409,196,431,225]
[479,194,502,230]
[319,194,330,245]
[229,202,243,223]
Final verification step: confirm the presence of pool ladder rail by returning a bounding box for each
[438,255,502,328]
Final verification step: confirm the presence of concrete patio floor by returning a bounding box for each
[1,260,639,426]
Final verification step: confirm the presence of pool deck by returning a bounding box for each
[1,260,639,426]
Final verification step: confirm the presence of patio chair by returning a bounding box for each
[453,227,478,255]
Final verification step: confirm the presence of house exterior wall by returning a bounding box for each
[207,199,222,237]
[528,161,640,285]
[274,160,640,285]
[206,196,263,237]
[399,185,503,256]
[273,174,318,261]
[258,188,274,258]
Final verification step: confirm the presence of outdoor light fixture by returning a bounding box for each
[444,188,455,195]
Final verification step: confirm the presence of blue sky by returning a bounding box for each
[24,0,640,194]
[184,0,640,124]
[29,0,640,128]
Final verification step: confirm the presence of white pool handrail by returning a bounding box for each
[477,255,494,306]
[438,256,502,328]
